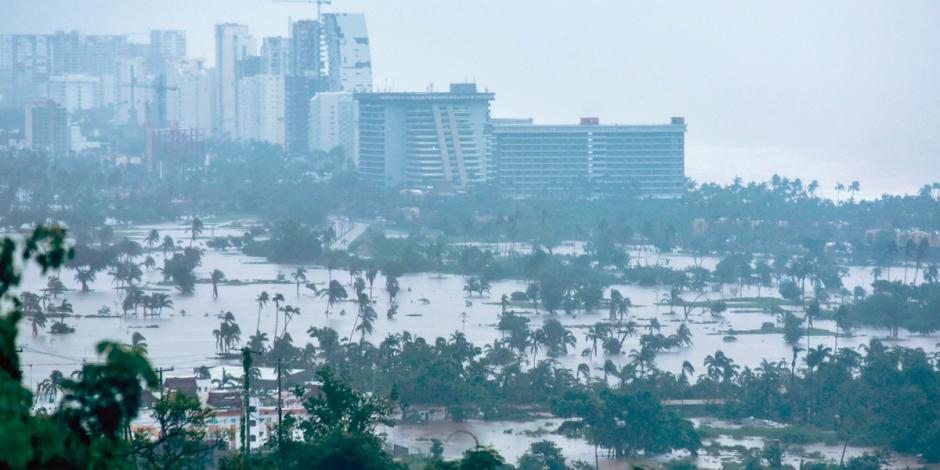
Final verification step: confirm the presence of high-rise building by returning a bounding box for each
[47,74,103,113]
[492,117,687,197]
[309,91,356,163]
[285,75,322,154]
[289,20,321,78]
[149,30,187,72]
[322,14,372,92]
[1,32,129,108]
[48,31,128,76]
[284,19,323,155]
[237,74,285,147]
[165,59,213,132]
[356,83,494,189]
[0,34,52,108]
[261,37,291,76]
[25,100,69,157]
[214,24,256,138]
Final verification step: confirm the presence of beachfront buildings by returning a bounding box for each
[355,83,494,189]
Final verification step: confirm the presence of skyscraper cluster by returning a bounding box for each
[1,11,685,197]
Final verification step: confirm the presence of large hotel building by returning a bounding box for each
[492,117,687,198]
[352,81,686,198]
[355,83,494,189]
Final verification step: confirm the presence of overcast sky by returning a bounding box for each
[3,0,938,197]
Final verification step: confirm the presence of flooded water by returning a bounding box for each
[13,219,936,467]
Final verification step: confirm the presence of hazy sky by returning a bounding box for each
[4,0,939,197]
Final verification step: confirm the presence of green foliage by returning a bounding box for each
[0,227,165,469]
[130,392,215,469]
[552,389,700,457]
[517,440,567,470]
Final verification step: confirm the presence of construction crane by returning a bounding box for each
[272,0,332,21]
[121,73,179,128]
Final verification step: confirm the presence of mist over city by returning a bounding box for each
[1,1,939,469]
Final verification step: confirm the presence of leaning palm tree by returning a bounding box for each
[161,235,176,257]
[291,267,307,296]
[680,360,695,382]
[577,363,591,383]
[36,370,65,404]
[271,293,285,340]
[30,310,47,337]
[365,267,378,299]
[186,217,204,246]
[255,291,269,333]
[322,280,348,315]
[210,269,225,299]
[145,229,161,249]
[131,332,148,354]
[356,305,378,342]
[350,292,372,342]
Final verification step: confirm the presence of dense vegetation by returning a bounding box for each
[4,138,940,468]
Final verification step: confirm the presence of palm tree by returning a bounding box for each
[148,293,174,317]
[365,266,378,298]
[672,323,694,347]
[347,264,362,287]
[704,350,738,395]
[805,344,832,371]
[353,277,367,298]
[255,291,269,333]
[350,292,371,342]
[271,293,285,340]
[248,331,269,354]
[186,217,204,246]
[680,361,695,382]
[322,280,348,315]
[280,305,301,337]
[44,276,66,300]
[577,363,591,383]
[538,318,576,357]
[584,323,608,358]
[528,329,546,364]
[291,267,307,296]
[36,370,65,404]
[161,235,176,257]
[211,269,225,299]
[213,313,242,354]
[356,304,378,342]
[131,332,148,354]
[30,309,47,337]
[609,289,623,321]
[73,268,96,292]
[386,276,400,304]
[53,298,73,324]
[848,181,860,201]
[145,229,160,249]
[807,179,819,197]
[628,346,657,377]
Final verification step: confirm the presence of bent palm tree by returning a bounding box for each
[210,269,225,299]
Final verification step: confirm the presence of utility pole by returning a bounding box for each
[154,366,174,395]
[241,347,253,457]
[277,357,283,468]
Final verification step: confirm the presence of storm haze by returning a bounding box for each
[4,0,938,196]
